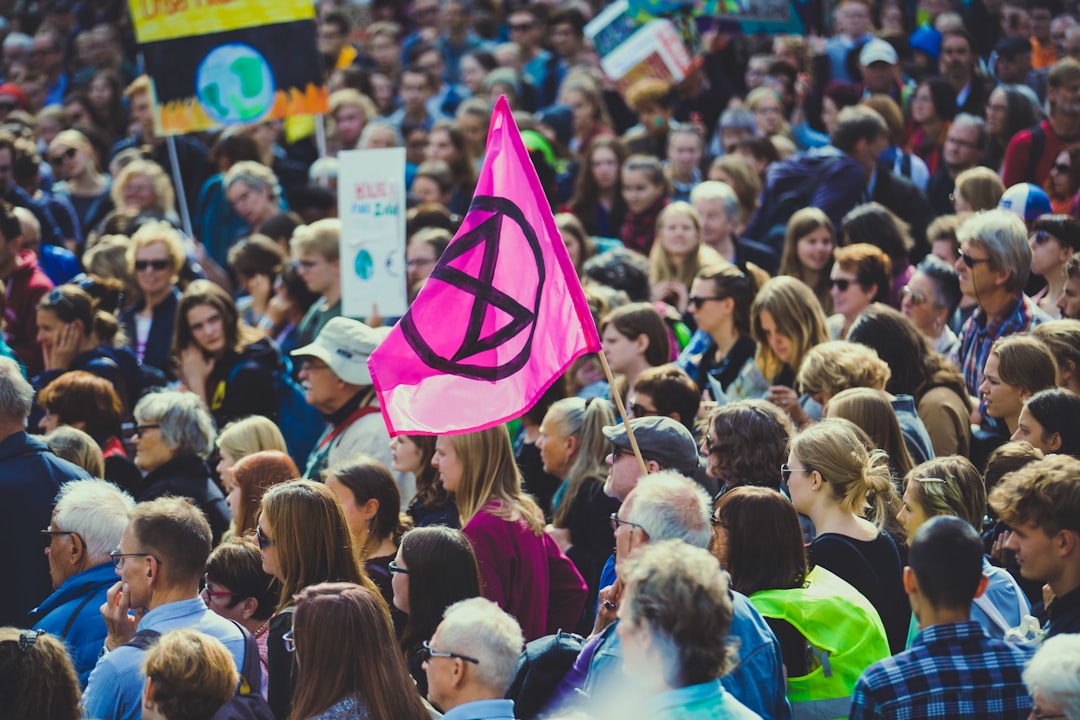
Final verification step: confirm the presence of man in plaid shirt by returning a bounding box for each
[849,517,1033,720]
[950,210,1050,401]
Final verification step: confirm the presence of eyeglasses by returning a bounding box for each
[945,135,978,149]
[134,424,160,435]
[508,22,535,31]
[110,550,158,569]
[202,575,241,600]
[1051,163,1071,174]
[828,278,855,291]
[901,286,928,305]
[780,464,810,483]
[282,630,295,653]
[701,435,722,457]
[422,640,479,664]
[1031,230,1057,246]
[388,561,409,574]
[134,259,171,272]
[688,294,726,310]
[255,525,273,549]
[49,147,76,165]
[41,528,77,547]
[960,252,990,268]
[629,402,658,418]
[610,512,645,533]
[710,516,728,529]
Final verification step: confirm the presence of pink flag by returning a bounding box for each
[368,96,601,435]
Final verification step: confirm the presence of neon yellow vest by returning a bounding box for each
[750,565,891,720]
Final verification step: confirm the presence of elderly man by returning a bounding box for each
[292,317,412,503]
[0,355,89,627]
[951,210,1050,399]
[425,597,524,719]
[565,471,789,720]
[30,479,135,686]
[82,497,247,720]
[926,114,990,215]
[690,180,777,274]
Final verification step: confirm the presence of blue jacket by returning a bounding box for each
[29,563,116,687]
[0,431,91,627]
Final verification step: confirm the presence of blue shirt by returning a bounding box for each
[850,621,1033,720]
[646,679,761,719]
[951,294,1048,398]
[82,596,247,720]
[442,698,517,720]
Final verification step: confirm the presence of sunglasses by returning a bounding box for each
[780,464,810,483]
[49,147,76,165]
[134,259,171,272]
[1051,163,1071,174]
[901,286,928,305]
[388,561,410,574]
[960,252,990,268]
[688,294,726,310]
[629,402,657,418]
[1031,230,1057,246]
[255,525,273,549]
[828,278,856,291]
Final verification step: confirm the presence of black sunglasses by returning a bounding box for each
[1031,230,1056,246]
[255,525,273,549]
[688,294,726,310]
[780,464,810,483]
[609,512,645,532]
[134,259,171,272]
[960,252,989,268]
[49,147,77,165]
[629,402,657,417]
[828,278,855,291]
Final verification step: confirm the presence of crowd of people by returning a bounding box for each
[2,0,1080,718]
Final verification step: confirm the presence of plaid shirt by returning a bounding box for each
[849,621,1034,720]
[951,293,1048,397]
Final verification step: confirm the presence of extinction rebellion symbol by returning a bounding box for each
[399,196,545,381]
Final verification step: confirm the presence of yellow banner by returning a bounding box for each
[129,0,315,44]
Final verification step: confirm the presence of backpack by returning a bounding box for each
[757,153,847,251]
[227,357,325,470]
[506,630,586,720]
[124,622,274,720]
[1027,122,1046,183]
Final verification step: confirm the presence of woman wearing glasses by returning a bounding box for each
[898,255,962,355]
[681,263,763,402]
[289,582,429,720]
[432,426,587,642]
[786,418,909,654]
[258,480,377,720]
[391,526,481,695]
[47,129,113,239]
[119,220,186,380]
[1028,214,1080,317]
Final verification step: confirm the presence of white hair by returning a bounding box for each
[1024,634,1080,719]
[625,470,712,549]
[690,180,741,223]
[0,356,33,425]
[53,479,135,564]
[134,390,217,459]
[436,597,524,694]
[2,32,31,52]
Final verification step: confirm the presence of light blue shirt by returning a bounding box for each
[645,679,762,719]
[442,698,517,720]
[82,596,246,720]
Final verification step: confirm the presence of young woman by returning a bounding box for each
[906,78,957,175]
[226,234,289,331]
[787,418,909,653]
[328,89,378,154]
[952,166,1005,213]
[682,263,762,400]
[751,276,830,427]
[598,302,671,403]
[258,480,378,720]
[120,220,187,379]
[290,583,428,720]
[979,336,1058,435]
[648,201,723,313]
[1012,387,1080,457]
[826,387,915,484]
[0,628,81,720]
[47,129,113,238]
[983,86,1039,172]
[324,457,411,633]
[779,208,835,315]
[555,212,596,280]
[619,154,670,255]
[745,87,791,139]
[431,426,587,641]
[1030,215,1080,316]
[217,415,288,496]
[565,135,629,239]
[828,243,891,340]
[173,279,279,429]
[537,397,620,624]
[391,526,481,695]
[423,120,476,216]
[227,450,297,538]
[558,71,614,158]
[390,434,458,527]
[86,69,127,142]
[1045,147,1080,215]
[404,227,451,302]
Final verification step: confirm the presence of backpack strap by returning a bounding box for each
[229,619,262,696]
[59,587,103,641]
[900,151,912,177]
[122,628,162,650]
[1027,122,1046,182]
[973,594,1012,635]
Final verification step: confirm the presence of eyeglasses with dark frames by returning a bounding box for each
[828,278,855,291]
[688,295,727,310]
[422,640,479,664]
[41,529,78,547]
[134,424,160,435]
[959,252,990,268]
[110,550,159,569]
[629,402,658,418]
[255,525,273,549]
[610,512,646,533]
[388,561,410,574]
[49,147,77,165]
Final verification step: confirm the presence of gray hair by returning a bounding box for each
[718,106,757,133]
[2,32,31,53]
[957,209,1032,293]
[916,254,962,314]
[436,597,524,694]
[44,426,104,478]
[0,356,33,425]
[223,160,282,204]
[134,390,217,459]
[359,119,403,148]
[53,479,135,565]
[690,180,740,222]
[950,113,989,151]
[625,470,712,549]
[1024,634,1080,719]
[307,157,338,186]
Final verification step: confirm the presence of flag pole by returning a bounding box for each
[597,350,649,477]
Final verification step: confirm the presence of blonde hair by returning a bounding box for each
[126,220,186,281]
[329,88,378,120]
[449,426,545,533]
[827,387,914,480]
[903,456,986,531]
[49,129,100,172]
[791,418,899,529]
[290,218,341,262]
[751,276,829,381]
[43,426,105,477]
[111,159,176,216]
[954,166,1005,212]
[142,629,238,720]
[648,201,723,288]
[796,340,890,397]
[544,398,615,528]
[217,415,287,463]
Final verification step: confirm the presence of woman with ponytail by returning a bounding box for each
[537,397,621,623]
[787,418,909,652]
[34,283,140,414]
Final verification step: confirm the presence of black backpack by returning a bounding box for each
[757,154,847,252]
[124,622,273,720]
[505,630,586,720]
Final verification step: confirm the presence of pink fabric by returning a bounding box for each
[369,96,600,435]
[463,500,587,642]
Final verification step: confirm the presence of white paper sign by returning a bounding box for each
[338,147,408,319]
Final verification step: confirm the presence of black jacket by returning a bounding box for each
[871,165,937,260]
[138,454,230,544]
[205,338,280,430]
[121,287,181,379]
